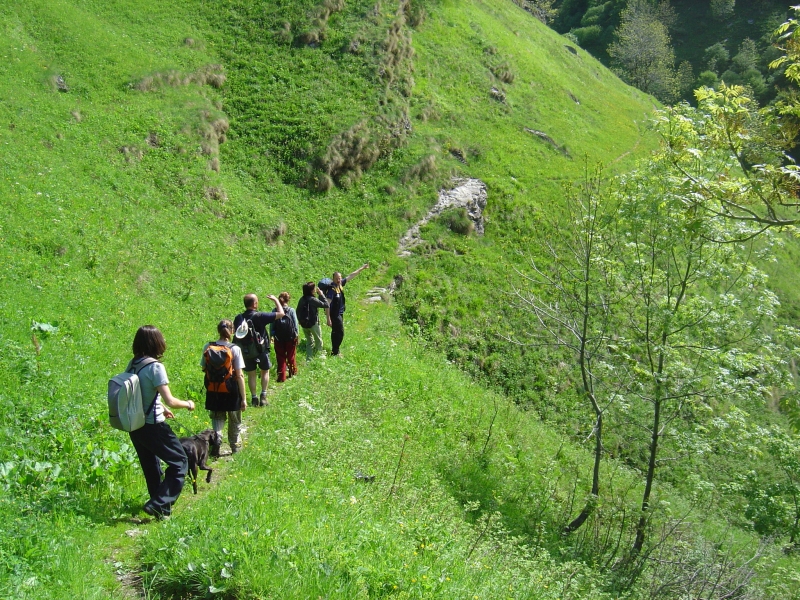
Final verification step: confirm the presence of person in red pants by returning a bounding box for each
[271,291,300,382]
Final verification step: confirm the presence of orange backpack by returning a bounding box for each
[203,342,236,394]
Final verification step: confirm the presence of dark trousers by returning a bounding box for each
[331,314,344,355]
[129,421,188,516]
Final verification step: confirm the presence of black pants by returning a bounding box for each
[331,314,344,355]
[129,421,188,516]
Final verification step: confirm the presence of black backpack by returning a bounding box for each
[234,317,266,359]
[297,296,314,329]
[273,307,299,342]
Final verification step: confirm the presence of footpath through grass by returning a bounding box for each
[132,301,616,599]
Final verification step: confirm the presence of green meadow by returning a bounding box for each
[2,0,797,598]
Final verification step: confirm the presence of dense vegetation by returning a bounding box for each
[3,0,800,598]
[550,0,791,105]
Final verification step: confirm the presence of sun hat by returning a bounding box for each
[235,321,249,339]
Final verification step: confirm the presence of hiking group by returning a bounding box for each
[108,264,368,519]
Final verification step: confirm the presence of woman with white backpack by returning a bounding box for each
[127,325,195,519]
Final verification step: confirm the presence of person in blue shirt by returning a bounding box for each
[324,263,368,356]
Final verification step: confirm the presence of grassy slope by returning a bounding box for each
[394,0,659,415]
[0,0,739,597]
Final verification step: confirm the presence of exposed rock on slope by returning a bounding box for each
[398,178,487,256]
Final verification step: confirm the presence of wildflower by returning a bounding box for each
[350,496,357,504]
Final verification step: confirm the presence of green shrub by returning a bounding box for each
[572,25,602,46]
[696,70,719,89]
[439,207,474,235]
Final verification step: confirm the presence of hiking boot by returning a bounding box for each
[251,395,259,408]
[143,502,170,520]
[259,391,269,407]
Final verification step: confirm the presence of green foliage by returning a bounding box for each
[705,41,730,73]
[553,0,788,105]
[608,0,681,103]
[710,0,736,22]
[572,25,603,47]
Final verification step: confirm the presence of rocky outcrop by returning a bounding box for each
[398,178,487,256]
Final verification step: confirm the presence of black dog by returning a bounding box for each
[180,429,222,494]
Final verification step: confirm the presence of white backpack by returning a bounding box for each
[108,358,159,432]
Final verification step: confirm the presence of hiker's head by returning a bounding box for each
[217,319,234,340]
[132,325,166,359]
[303,281,315,296]
[278,291,290,305]
[332,271,342,285]
[244,294,258,309]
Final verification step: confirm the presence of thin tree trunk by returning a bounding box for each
[633,395,660,553]
[563,410,601,533]
[564,260,603,534]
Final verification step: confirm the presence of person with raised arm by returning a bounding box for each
[324,263,369,356]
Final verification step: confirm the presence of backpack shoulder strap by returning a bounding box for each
[130,357,158,374]
[130,357,160,416]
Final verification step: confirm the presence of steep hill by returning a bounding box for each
[3,0,766,598]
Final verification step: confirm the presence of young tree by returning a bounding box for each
[513,155,784,553]
[608,0,681,103]
[608,158,782,554]
[511,167,629,533]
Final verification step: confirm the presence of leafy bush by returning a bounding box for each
[572,25,602,46]
[696,70,720,89]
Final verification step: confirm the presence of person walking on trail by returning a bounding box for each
[127,325,196,519]
[200,320,247,455]
[296,281,329,360]
[233,293,284,407]
[270,291,300,382]
[324,263,369,356]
